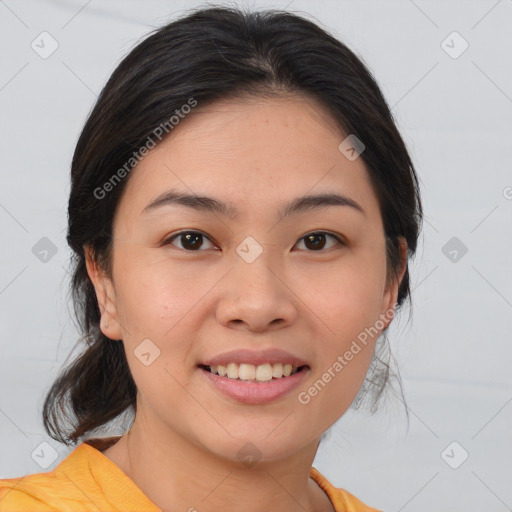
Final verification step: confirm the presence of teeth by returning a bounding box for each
[226,363,239,379]
[272,363,283,378]
[239,363,256,380]
[256,363,273,381]
[206,362,301,381]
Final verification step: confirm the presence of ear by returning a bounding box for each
[84,245,123,340]
[380,237,408,329]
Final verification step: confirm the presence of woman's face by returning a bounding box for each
[88,94,405,463]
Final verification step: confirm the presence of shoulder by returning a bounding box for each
[333,488,382,512]
[0,439,160,512]
[0,443,103,512]
[310,466,382,512]
[0,472,74,511]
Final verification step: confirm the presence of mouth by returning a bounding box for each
[198,362,311,404]
[198,363,309,382]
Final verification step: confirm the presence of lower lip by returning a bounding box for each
[198,366,310,405]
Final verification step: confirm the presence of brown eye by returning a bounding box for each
[163,230,343,252]
[164,231,216,251]
[296,232,343,251]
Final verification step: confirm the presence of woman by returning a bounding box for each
[0,5,422,511]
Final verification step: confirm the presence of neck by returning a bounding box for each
[101,415,333,512]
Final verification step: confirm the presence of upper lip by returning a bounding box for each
[199,348,309,368]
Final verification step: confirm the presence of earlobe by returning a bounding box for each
[83,245,123,340]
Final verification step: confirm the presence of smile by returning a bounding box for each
[200,362,306,382]
[198,364,310,404]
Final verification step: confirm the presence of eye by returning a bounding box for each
[295,232,344,251]
[163,231,217,251]
[162,230,344,252]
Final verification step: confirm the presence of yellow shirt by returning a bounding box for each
[0,437,380,511]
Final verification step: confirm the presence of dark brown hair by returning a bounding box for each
[43,5,423,445]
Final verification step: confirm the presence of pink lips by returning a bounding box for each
[198,365,310,405]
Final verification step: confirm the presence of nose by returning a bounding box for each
[215,251,298,333]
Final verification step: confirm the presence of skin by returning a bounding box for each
[85,93,407,512]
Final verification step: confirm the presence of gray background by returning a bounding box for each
[1,1,511,511]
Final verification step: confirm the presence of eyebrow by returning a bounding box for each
[141,189,365,219]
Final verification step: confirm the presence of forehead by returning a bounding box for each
[115,94,380,223]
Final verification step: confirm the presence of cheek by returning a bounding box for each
[114,261,196,413]
[298,283,380,423]
[310,254,387,337]
[114,250,201,330]
[112,253,213,392]
[302,253,386,408]
[299,350,373,431]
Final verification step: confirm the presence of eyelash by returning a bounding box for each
[161,230,345,252]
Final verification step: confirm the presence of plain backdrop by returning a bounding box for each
[0,1,511,511]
